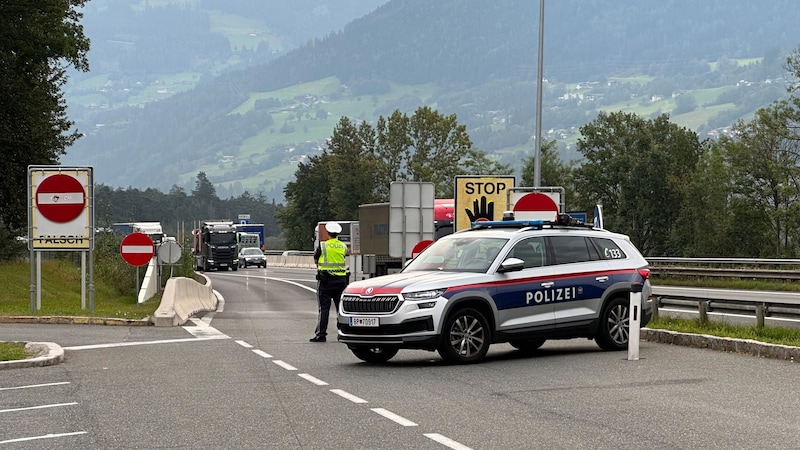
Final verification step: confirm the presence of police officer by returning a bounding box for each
[310,221,350,342]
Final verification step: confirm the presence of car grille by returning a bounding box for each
[342,295,401,314]
[339,316,434,335]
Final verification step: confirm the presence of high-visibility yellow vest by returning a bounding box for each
[317,238,347,276]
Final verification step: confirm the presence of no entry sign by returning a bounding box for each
[28,166,94,251]
[120,232,155,266]
[512,192,559,221]
[36,173,86,223]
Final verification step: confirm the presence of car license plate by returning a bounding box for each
[349,316,379,327]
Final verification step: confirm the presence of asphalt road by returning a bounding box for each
[1,266,799,449]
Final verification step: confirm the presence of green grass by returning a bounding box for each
[647,316,800,347]
[0,342,27,362]
[0,259,160,320]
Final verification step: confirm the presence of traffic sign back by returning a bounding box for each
[120,232,155,266]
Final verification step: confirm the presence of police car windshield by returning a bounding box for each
[404,236,508,273]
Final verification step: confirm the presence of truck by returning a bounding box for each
[236,232,261,253]
[193,220,238,271]
[112,222,164,244]
[234,223,266,250]
[313,220,357,252]
[357,199,455,276]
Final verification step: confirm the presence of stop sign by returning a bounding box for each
[120,232,155,266]
[36,173,86,223]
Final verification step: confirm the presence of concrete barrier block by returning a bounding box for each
[154,276,217,327]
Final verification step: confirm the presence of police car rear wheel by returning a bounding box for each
[509,338,546,352]
[438,308,490,364]
[350,346,399,363]
[595,297,629,351]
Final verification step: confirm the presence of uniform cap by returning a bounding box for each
[325,222,342,234]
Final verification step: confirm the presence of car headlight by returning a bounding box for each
[403,289,446,301]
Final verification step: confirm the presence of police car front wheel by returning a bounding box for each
[438,307,490,364]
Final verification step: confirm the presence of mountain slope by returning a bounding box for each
[62,0,800,198]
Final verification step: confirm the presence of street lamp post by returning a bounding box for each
[534,0,545,188]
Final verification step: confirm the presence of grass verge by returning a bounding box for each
[0,259,160,320]
[647,316,800,347]
[0,342,27,362]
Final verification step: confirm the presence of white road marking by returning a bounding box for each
[272,360,297,370]
[214,272,318,293]
[63,335,228,351]
[235,340,253,348]
[330,389,367,404]
[371,408,417,426]
[253,349,272,358]
[424,433,474,450]
[0,382,70,391]
[0,402,78,414]
[298,373,329,386]
[0,431,87,444]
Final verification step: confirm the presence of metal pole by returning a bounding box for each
[534,0,545,188]
[36,252,42,310]
[29,248,35,312]
[89,246,95,313]
[81,251,86,309]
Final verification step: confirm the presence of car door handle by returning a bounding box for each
[596,276,609,282]
[541,282,554,288]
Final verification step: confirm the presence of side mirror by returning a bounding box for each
[497,257,525,273]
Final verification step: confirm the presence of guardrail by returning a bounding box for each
[651,285,800,327]
[648,257,800,280]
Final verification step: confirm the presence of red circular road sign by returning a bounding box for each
[120,232,155,266]
[513,193,559,221]
[411,239,434,258]
[36,174,86,223]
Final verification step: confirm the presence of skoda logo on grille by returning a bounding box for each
[365,287,374,295]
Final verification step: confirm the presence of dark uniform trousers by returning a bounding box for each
[314,274,348,338]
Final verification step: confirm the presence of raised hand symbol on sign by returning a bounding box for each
[466,196,495,223]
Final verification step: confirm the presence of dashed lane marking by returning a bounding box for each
[371,408,417,427]
[298,373,329,386]
[424,433,474,450]
[253,349,272,358]
[272,360,296,370]
[330,389,367,404]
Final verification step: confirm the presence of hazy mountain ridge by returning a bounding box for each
[63,0,800,198]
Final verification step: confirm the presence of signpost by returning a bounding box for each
[28,166,94,312]
[120,232,155,266]
[120,232,155,299]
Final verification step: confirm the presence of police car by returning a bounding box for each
[337,213,653,364]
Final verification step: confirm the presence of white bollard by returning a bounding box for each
[627,284,642,361]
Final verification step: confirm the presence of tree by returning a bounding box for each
[280,107,509,247]
[722,106,800,257]
[0,1,90,258]
[573,112,703,256]
[327,117,382,219]
[278,154,334,250]
[519,140,577,210]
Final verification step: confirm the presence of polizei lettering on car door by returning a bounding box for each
[525,286,582,304]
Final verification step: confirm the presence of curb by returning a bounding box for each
[0,342,64,370]
[641,328,798,362]
[0,315,152,326]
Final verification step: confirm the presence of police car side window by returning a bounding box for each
[591,238,627,260]
[510,237,546,268]
[549,236,592,265]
